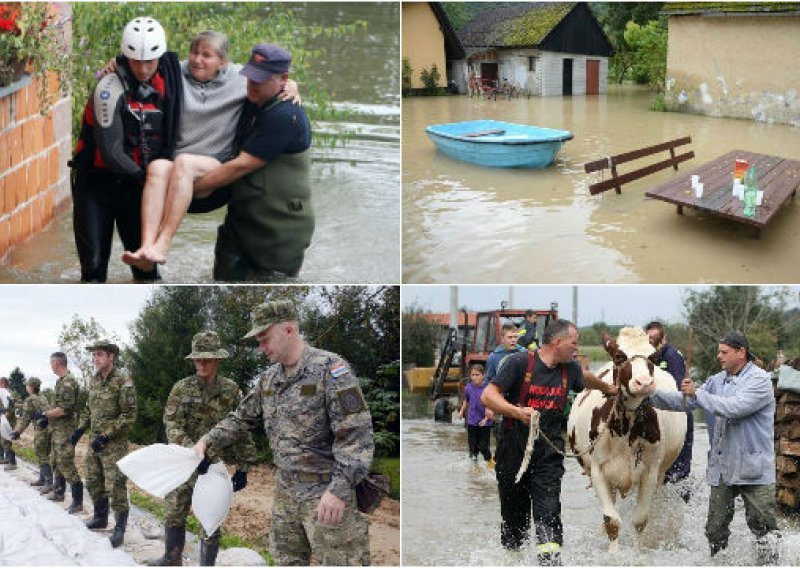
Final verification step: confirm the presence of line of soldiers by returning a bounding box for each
[2,299,375,566]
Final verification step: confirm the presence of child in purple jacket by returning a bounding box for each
[459,364,495,469]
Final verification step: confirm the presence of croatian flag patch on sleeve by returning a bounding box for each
[330,364,348,378]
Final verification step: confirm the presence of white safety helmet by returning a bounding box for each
[120,17,167,61]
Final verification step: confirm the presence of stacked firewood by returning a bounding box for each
[775,358,800,513]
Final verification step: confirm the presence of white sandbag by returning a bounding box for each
[192,461,233,536]
[778,365,800,394]
[218,547,267,566]
[0,415,12,441]
[117,443,201,498]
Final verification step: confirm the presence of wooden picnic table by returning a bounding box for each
[645,149,800,237]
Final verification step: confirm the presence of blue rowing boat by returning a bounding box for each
[425,119,573,168]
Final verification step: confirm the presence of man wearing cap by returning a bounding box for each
[193,44,314,282]
[9,378,51,478]
[193,299,373,565]
[70,16,182,282]
[648,330,779,564]
[150,331,258,567]
[43,351,83,509]
[72,339,137,548]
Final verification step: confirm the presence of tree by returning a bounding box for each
[623,19,668,90]
[594,2,664,83]
[402,306,441,367]
[58,314,117,387]
[9,367,26,401]
[683,286,788,380]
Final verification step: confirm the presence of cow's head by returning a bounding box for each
[602,327,657,400]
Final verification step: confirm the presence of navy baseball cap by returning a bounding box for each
[240,43,291,83]
[719,331,756,361]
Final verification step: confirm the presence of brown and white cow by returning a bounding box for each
[566,326,686,553]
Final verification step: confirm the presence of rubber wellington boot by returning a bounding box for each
[3,451,16,470]
[148,525,186,566]
[39,464,54,494]
[48,475,66,502]
[30,465,46,486]
[109,510,128,548]
[85,497,109,530]
[0,449,8,464]
[68,480,84,514]
[200,537,220,566]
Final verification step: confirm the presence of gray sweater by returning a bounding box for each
[175,60,246,160]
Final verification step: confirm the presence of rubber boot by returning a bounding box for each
[48,475,66,502]
[85,497,109,530]
[199,537,220,566]
[148,525,186,566]
[68,480,84,514]
[39,464,54,494]
[30,465,46,486]
[0,449,8,464]
[109,510,128,548]
[4,450,17,470]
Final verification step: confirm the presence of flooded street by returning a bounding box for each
[0,3,399,284]
[402,407,800,565]
[403,86,800,283]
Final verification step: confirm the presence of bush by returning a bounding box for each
[419,63,441,95]
[402,57,413,96]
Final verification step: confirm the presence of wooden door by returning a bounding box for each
[586,59,600,95]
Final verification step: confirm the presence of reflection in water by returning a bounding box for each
[403,85,800,283]
[0,2,399,284]
[402,393,800,566]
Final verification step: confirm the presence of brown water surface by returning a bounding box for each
[403,85,800,283]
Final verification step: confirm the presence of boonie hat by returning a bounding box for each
[186,331,230,360]
[85,339,120,355]
[243,299,298,339]
[26,377,41,389]
[719,331,756,361]
[239,43,291,83]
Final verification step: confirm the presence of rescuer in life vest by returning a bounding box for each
[70,17,182,282]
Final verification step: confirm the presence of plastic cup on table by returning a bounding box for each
[694,182,704,198]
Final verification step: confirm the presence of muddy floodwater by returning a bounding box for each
[0,2,399,284]
[403,86,800,284]
[402,409,800,566]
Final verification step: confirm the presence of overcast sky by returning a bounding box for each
[0,285,157,388]
[402,285,800,327]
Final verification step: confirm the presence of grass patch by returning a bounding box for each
[13,445,37,464]
[130,489,273,565]
[372,456,400,500]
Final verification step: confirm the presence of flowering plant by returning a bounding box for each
[0,2,71,109]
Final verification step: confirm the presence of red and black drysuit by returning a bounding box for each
[70,53,182,282]
[491,350,584,561]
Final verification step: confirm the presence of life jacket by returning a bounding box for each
[71,62,169,173]
[505,350,568,430]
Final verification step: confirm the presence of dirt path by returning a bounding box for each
[14,432,400,565]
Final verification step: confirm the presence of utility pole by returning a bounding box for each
[508,286,514,309]
[449,286,459,330]
[572,286,578,326]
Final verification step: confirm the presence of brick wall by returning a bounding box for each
[0,3,71,262]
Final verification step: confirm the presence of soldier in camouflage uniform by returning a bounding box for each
[195,299,374,566]
[10,378,51,478]
[150,331,258,567]
[72,339,137,548]
[43,352,83,511]
[0,377,16,468]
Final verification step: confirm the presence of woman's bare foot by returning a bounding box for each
[122,250,156,272]
[143,243,169,265]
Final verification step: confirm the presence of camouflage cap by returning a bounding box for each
[26,377,41,389]
[185,331,230,360]
[85,339,120,355]
[243,299,298,339]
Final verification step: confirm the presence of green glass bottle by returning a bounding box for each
[743,166,758,218]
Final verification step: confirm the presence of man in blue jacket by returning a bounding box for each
[648,331,779,564]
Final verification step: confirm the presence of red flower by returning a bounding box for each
[0,4,19,34]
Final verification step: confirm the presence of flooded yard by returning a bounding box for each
[403,86,800,284]
[402,408,800,566]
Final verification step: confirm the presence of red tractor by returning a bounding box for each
[430,303,559,419]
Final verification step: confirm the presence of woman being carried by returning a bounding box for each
[121,30,299,271]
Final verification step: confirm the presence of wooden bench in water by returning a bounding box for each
[584,136,694,195]
[645,149,800,238]
[461,129,506,138]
